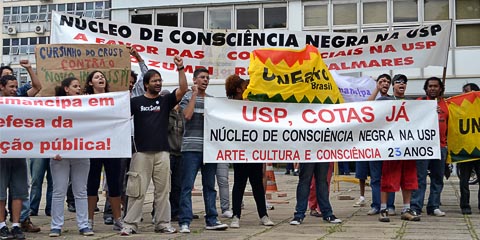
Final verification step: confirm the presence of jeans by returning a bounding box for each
[169,154,183,218]
[178,152,218,226]
[411,147,447,214]
[293,163,334,220]
[369,161,395,210]
[216,163,230,213]
[29,158,52,215]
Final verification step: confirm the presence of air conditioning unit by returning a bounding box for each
[34,25,45,34]
[7,26,17,35]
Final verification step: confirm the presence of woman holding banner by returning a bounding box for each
[49,77,93,237]
[227,75,274,228]
[84,71,124,231]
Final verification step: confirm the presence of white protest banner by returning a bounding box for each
[0,92,131,158]
[51,11,451,83]
[204,98,440,163]
[331,71,376,102]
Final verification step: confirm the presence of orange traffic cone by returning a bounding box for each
[265,163,278,193]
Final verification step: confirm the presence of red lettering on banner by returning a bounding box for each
[301,106,374,124]
[227,51,250,60]
[402,41,437,51]
[235,67,247,75]
[39,138,111,153]
[73,33,88,41]
[242,106,288,123]
[216,149,247,161]
[166,48,204,59]
[328,57,414,70]
[370,44,396,54]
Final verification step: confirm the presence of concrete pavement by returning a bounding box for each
[22,169,479,239]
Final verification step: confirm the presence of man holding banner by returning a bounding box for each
[0,71,42,239]
[120,55,187,236]
[411,77,448,217]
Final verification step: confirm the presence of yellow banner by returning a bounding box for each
[446,91,480,163]
[244,45,344,104]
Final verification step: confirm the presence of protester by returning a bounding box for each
[226,75,274,228]
[355,74,396,215]
[178,68,229,233]
[411,77,448,217]
[0,68,42,239]
[84,70,124,231]
[378,74,419,222]
[0,61,42,234]
[120,55,187,236]
[48,77,94,237]
[457,83,480,215]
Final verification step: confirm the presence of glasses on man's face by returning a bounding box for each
[394,79,406,84]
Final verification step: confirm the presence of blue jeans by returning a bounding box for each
[29,158,52,215]
[369,161,395,210]
[178,152,218,226]
[293,163,334,220]
[411,147,447,214]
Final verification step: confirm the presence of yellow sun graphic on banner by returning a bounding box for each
[243,45,344,104]
[446,91,480,163]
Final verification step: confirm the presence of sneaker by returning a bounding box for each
[323,215,342,224]
[87,219,94,230]
[387,208,396,216]
[429,209,445,217]
[179,224,190,233]
[309,209,322,217]
[113,218,124,231]
[155,226,177,234]
[20,217,41,233]
[79,227,94,236]
[379,209,390,222]
[462,208,472,215]
[401,209,421,221]
[260,216,274,226]
[0,226,13,240]
[10,226,25,240]
[367,208,380,215]
[289,217,303,225]
[205,222,228,230]
[120,227,135,236]
[221,210,233,218]
[266,203,275,210]
[230,216,240,228]
[192,214,200,219]
[49,229,61,237]
[293,170,299,176]
[104,216,114,225]
[353,198,366,207]
[67,204,76,213]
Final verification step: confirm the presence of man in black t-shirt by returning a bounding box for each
[120,56,188,236]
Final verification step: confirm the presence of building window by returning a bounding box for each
[363,2,387,24]
[264,7,286,28]
[393,0,418,22]
[131,14,152,25]
[304,4,327,27]
[209,8,232,29]
[333,3,357,25]
[157,12,178,26]
[236,8,259,29]
[425,0,449,21]
[456,24,480,46]
[456,0,480,19]
[183,11,204,28]
[3,39,10,56]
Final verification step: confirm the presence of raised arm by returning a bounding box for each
[130,48,147,97]
[21,60,42,97]
[367,80,381,101]
[183,86,198,121]
[173,55,188,102]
